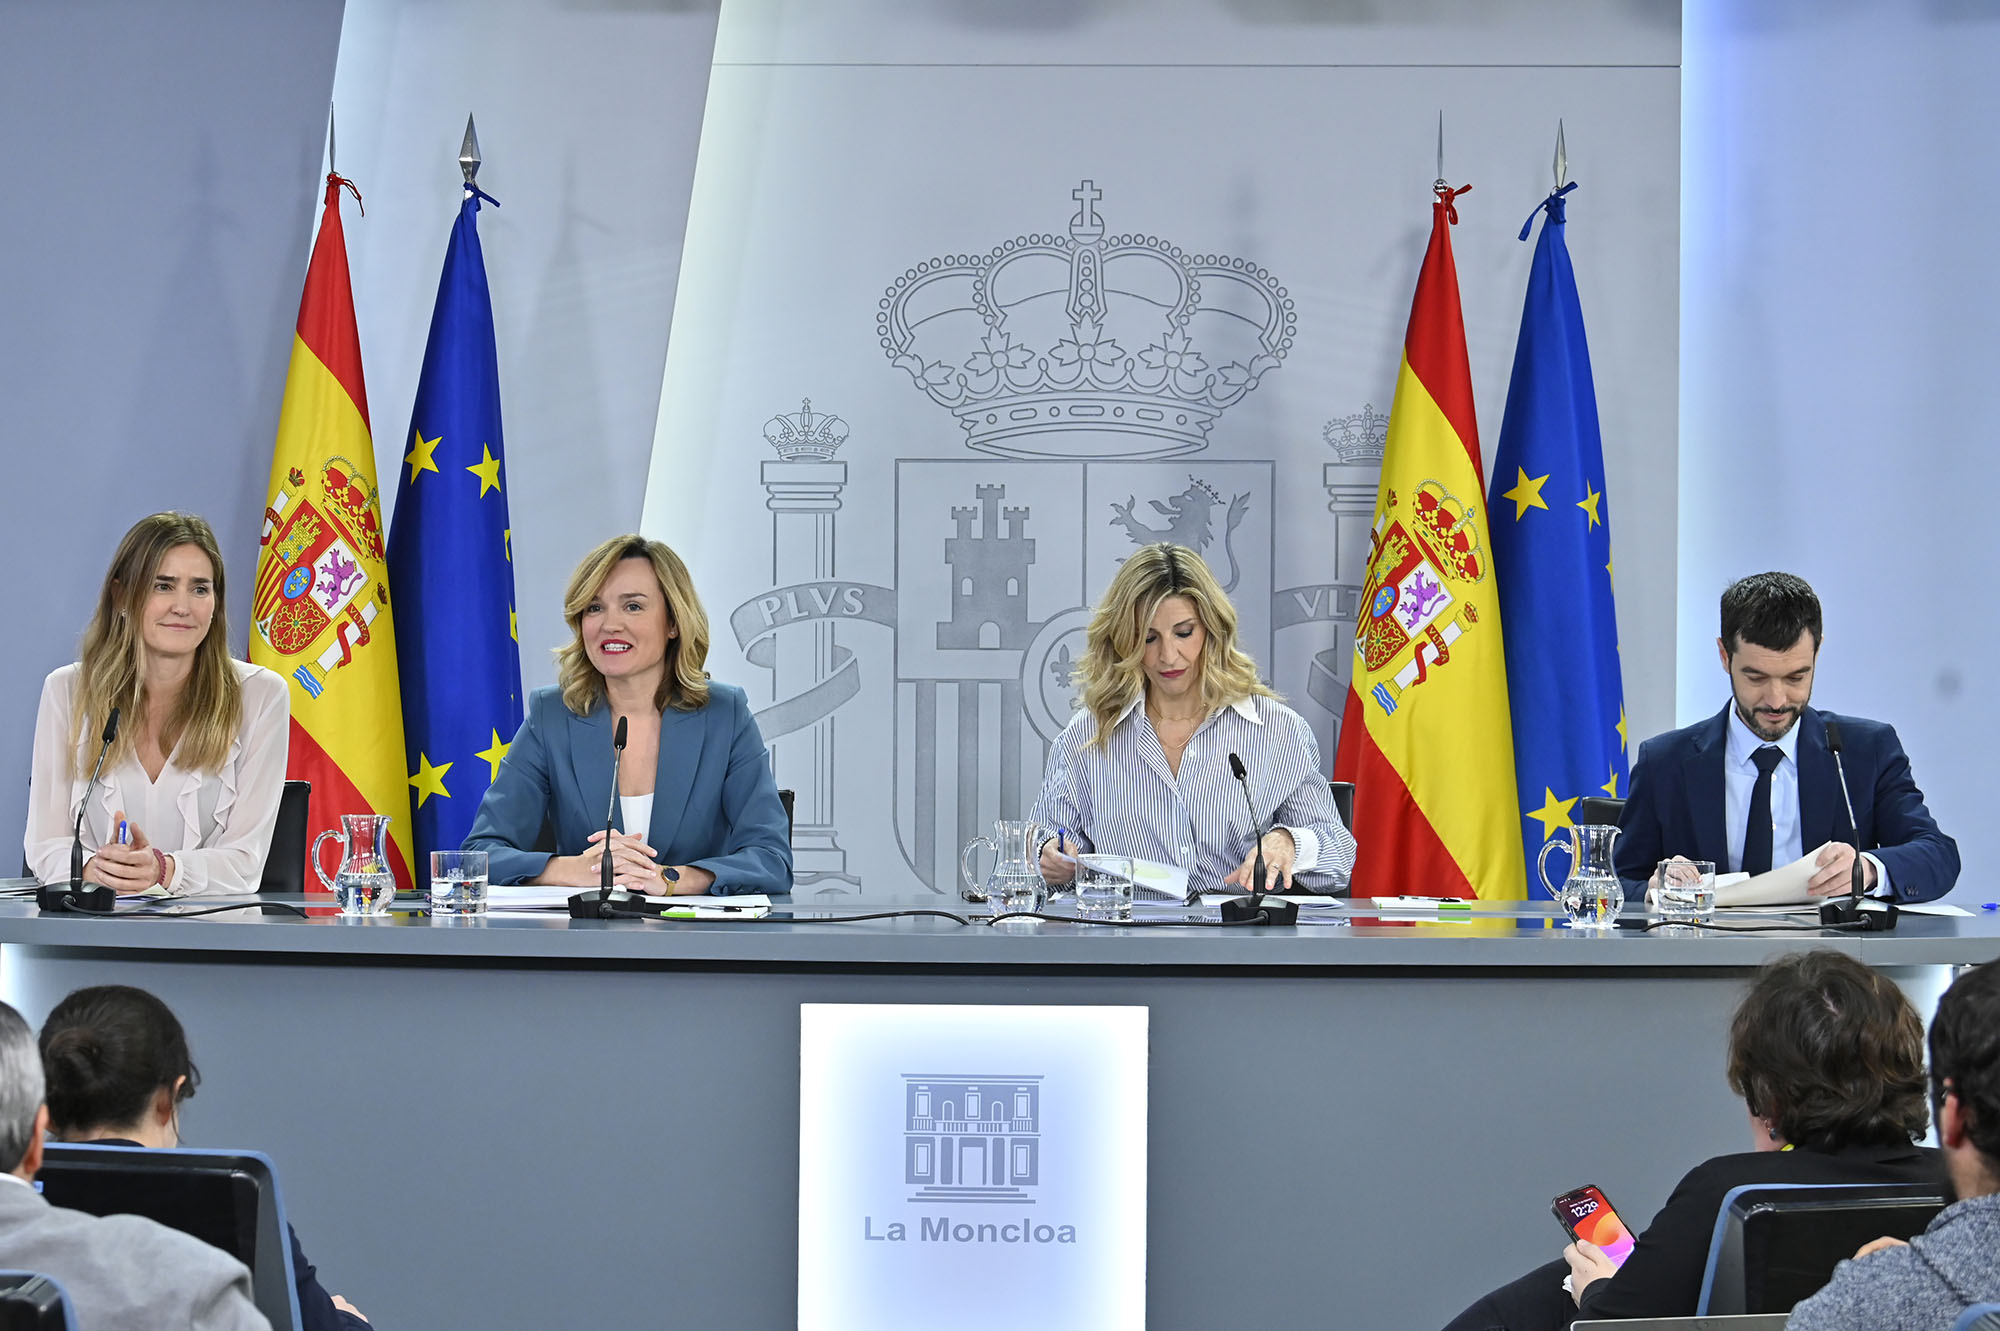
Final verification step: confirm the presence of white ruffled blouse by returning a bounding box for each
[25,660,290,895]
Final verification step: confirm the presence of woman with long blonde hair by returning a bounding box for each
[1029,543,1353,892]
[463,534,791,894]
[25,513,289,894]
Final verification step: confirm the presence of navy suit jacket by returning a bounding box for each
[463,682,792,894]
[1613,705,1958,904]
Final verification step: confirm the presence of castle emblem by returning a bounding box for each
[1354,480,1488,716]
[940,486,1036,650]
[878,181,1295,458]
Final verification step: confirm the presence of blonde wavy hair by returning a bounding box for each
[71,513,242,776]
[1075,543,1274,747]
[555,535,711,715]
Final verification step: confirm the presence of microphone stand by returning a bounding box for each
[1220,752,1298,926]
[568,717,654,919]
[1819,718,1894,932]
[41,708,121,914]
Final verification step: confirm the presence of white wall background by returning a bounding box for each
[1680,0,2000,902]
[328,0,721,688]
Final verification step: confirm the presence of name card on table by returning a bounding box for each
[798,1004,1149,1331]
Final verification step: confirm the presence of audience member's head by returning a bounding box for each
[38,985,198,1145]
[0,1002,49,1180]
[1929,958,2000,1196]
[1726,950,1928,1151]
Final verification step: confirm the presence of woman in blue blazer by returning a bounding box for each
[464,535,792,895]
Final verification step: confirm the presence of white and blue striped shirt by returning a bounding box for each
[1030,694,1356,893]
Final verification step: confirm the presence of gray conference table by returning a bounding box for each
[0,888,1994,1330]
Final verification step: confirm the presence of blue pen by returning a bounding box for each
[1983,902,1998,912]
[115,819,130,846]
[1052,829,1076,863]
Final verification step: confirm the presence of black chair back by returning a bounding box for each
[1577,795,1626,827]
[37,1144,302,1331]
[258,780,311,894]
[779,788,795,843]
[1701,1182,1946,1315]
[0,1273,76,1330]
[1328,780,1354,828]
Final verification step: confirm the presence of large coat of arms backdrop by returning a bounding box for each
[639,17,1680,897]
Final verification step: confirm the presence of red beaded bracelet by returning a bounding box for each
[151,847,169,887]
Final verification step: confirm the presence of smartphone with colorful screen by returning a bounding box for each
[1551,1184,1636,1267]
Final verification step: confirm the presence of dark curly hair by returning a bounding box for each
[1726,950,1927,1151]
[1930,958,2000,1172]
[38,986,199,1136]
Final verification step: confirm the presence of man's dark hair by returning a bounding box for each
[1930,959,2000,1172]
[1727,950,1928,1150]
[1720,572,1823,655]
[39,986,199,1135]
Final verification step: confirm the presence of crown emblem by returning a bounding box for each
[879,180,1295,459]
[1410,480,1485,582]
[1324,404,1390,464]
[764,398,849,460]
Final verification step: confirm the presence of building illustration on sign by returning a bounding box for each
[903,1073,1041,1204]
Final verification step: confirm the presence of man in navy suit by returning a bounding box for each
[1615,572,1958,903]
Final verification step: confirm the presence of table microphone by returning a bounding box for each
[1220,752,1297,926]
[570,717,652,919]
[1819,718,1894,931]
[602,715,627,892]
[42,707,121,913]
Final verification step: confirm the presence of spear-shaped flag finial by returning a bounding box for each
[1435,110,1447,191]
[327,103,337,176]
[459,114,481,186]
[1554,119,1569,190]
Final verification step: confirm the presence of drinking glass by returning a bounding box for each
[430,850,489,916]
[1074,854,1135,923]
[1656,858,1716,924]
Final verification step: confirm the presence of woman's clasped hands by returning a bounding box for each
[573,829,714,895]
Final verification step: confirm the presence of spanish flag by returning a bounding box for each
[250,174,413,891]
[1333,185,1525,899]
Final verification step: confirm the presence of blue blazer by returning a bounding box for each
[463,682,792,894]
[1613,705,1958,904]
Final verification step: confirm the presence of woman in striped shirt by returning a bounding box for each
[1031,543,1355,893]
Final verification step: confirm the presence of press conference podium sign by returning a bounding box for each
[798,1004,1148,1331]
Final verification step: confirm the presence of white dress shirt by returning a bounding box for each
[1722,704,1889,892]
[1030,693,1356,892]
[24,660,291,895]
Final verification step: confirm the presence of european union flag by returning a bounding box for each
[386,183,522,884]
[1488,182,1627,895]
